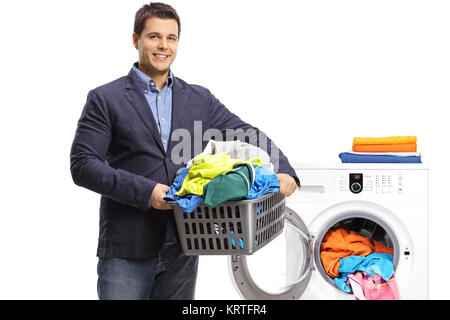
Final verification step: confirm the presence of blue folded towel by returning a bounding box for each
[339,152,422,163]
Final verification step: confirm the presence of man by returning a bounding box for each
[70,2,300,300]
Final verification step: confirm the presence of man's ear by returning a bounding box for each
[132,32,139,50]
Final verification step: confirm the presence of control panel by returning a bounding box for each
[339,172,405,194]
[293,167,428,203]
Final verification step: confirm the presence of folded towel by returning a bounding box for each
[353,144,417,153]
[339,152,422,163]
[353,136,417,146]
[345,151,421,157]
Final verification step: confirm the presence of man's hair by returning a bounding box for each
[134,2,181,38]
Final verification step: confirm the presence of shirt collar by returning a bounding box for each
[132,62,173,92]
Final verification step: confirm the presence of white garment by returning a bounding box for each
[186,140,274,172]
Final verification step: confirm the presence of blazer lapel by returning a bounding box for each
[167,77,190,153]
[124,69,165,153]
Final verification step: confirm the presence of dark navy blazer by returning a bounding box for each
[70,66,300,258]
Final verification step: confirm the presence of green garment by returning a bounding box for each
[175,153,262,197]
[203,163,255,208]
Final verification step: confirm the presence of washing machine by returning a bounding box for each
[227,163,429,300]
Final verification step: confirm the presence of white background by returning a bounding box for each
[0,0,448,299]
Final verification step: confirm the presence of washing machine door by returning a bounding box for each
[229,207,313,299]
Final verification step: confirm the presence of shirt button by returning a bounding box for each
[158,96,161,100]
[163,140,167,144]
[144,89,148,93]
[161,118,165,121]
[150,81,155,86]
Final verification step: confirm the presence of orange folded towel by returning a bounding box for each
[353,136,417,146]
[353,144,417,153]
[320,228,394,278]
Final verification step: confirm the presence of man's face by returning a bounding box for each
[133,17,179,75]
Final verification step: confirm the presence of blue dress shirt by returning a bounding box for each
[132,65,173,152]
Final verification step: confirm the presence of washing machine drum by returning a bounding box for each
[229,204,400,299]
[229,207,313,300]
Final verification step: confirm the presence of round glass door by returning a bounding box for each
[229,207,312,299]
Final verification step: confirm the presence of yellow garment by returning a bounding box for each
[175,153,263,197]
[353,136,417,146]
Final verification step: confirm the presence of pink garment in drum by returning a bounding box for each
[347,272,400,300]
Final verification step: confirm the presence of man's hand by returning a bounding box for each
[276,173,298,197]
[150,183,172,210]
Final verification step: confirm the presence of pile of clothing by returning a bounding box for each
[339,136,422,163]
[320,228,400,300]
[164,140,280,213]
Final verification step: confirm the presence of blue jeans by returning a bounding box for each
[97,219,198,300]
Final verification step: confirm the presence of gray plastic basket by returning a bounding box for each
[167,193,285,255]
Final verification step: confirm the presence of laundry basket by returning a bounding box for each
[167,193,285,255]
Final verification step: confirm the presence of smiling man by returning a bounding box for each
[133,15,178,92]
[70,2,300,300]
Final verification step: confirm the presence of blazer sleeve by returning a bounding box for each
[207,90,300,187]
[70,90,157,211]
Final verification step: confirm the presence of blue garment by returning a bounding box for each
[164,168,203,213]
[230,230,244,249]
[247,165,280,199]
[133,65,173,152]
[339,152,422,163]
[334,253,394,293]
[97,219,198,300]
